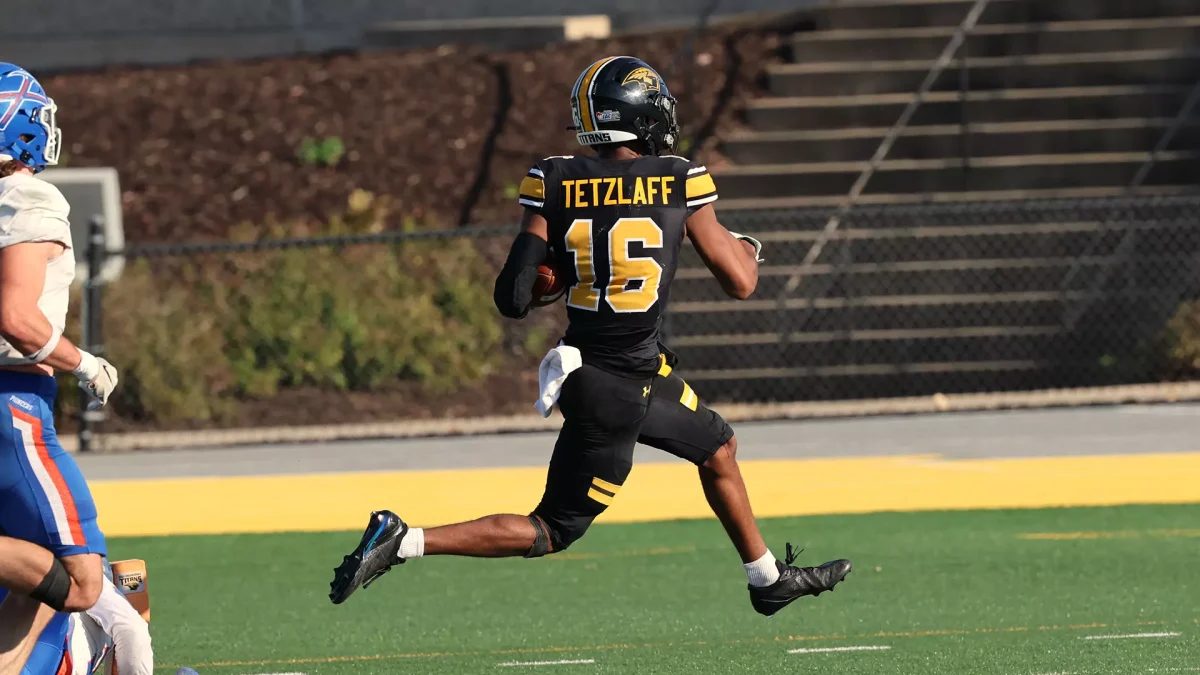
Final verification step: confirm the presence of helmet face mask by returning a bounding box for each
[37,100,61,167]
[571,56,681,156]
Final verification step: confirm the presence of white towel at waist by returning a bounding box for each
[535,345,582,418]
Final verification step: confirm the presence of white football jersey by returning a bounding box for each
[0,172,74,365]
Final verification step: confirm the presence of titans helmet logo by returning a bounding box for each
[622,67,662,93]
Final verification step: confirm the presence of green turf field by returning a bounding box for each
[113,504,1200,674]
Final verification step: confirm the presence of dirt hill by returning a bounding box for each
[46,19,790,243]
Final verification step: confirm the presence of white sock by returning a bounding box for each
[744,550,780,587]
[398,527,424,560]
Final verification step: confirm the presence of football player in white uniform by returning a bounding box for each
[0,63,120,675]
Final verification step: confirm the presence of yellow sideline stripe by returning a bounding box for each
[90,452,1200,537]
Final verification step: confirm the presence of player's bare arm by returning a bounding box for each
[685,203,760,300]
[0,242,84,372]
[493,209,550,320]
[0,547,102,612]
[0,242,118,405]
[0,553,103,675]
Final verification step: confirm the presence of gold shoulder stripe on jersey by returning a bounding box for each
[519,175,544,200]
[685,173,717,199]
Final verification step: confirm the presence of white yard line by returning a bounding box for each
[788,645,891,654]
[497,659,596,668]
[1081,632,1180,640]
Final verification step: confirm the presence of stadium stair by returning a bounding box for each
[683,0,1200,402]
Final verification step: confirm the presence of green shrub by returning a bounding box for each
[104,259,236,421]
[295,136,346,167]
[1163,297,1200,379]
[100,192,502,423]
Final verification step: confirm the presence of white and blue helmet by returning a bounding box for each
[0,64,60,172]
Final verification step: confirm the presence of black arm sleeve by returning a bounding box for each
[494,231,549,320]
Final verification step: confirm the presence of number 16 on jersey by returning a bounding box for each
[565,218,664,313]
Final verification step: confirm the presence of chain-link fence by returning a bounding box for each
[76,194,1200,444]
[672,195,1200,402]
[73,221,541,447]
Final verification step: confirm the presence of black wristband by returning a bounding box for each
[31,557,71,611]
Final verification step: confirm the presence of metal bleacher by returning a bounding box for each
[673,0,1200,403]
[718,0,1200,207]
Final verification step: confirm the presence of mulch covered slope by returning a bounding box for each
[46,22,789,243]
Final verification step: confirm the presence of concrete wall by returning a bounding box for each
[0,0,814,71]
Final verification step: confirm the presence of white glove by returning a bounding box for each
[87,577,154,675]
[728,231,764,262]
[73,351,119,410]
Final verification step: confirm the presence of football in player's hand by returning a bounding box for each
[531,257,566,307]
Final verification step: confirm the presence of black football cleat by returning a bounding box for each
[748,543,852,617]
[329,510,408,605]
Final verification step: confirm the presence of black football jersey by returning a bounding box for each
[518,153,719,375]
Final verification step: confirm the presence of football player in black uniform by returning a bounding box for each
[330,56,851,617]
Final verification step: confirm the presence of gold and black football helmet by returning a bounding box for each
[569,56,680,155]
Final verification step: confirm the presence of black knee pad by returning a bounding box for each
[31,557,71,611]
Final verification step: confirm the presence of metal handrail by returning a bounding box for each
[1057,75,1200,330]
[772,0,994,344]
[957,26,973,189]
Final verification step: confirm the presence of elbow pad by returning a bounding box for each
[494,232,549,319]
